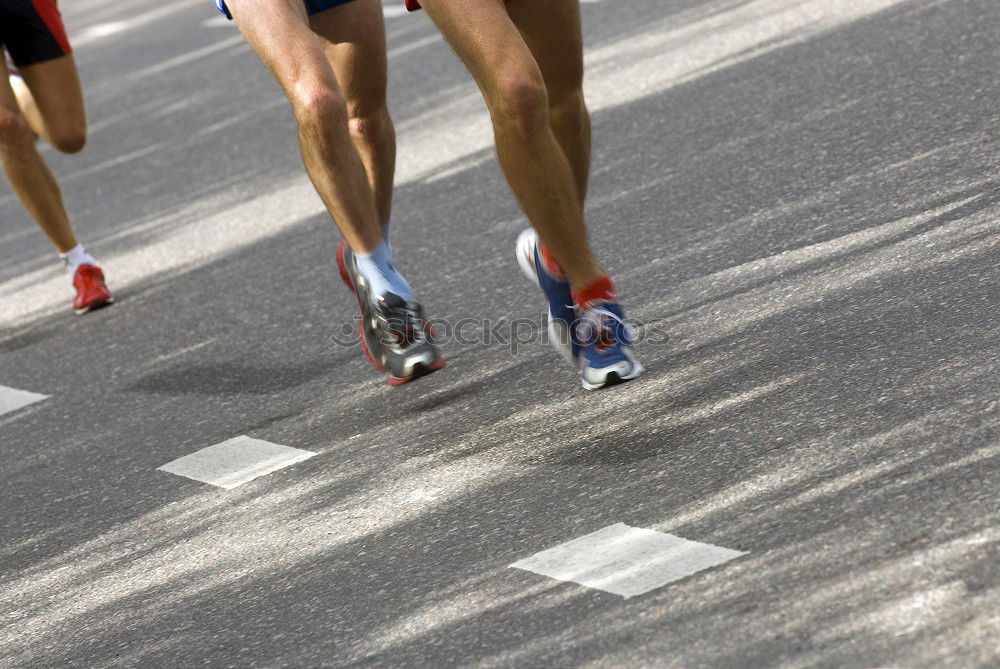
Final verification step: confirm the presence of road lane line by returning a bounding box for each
[71,0,208,49]
[510,523,747,598]
[0,385,49,417]
[90,34,248,95]
[157,436,316,489]
[202,16,230,28]
[146,339,217,368]
[388,33,443,59]
[75,22,129,41]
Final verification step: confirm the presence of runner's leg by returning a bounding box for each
[225,0,383,253]
[308,0,439,381]
[15,53,87,153]
[419,0,604,290]
[508,0,590,203]
[224,0,438,381]
[310,0,395,227]
[0,56,78,252]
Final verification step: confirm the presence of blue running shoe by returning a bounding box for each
[515,229,578,362]
[577,300,644,390]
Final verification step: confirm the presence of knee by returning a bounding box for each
[492,74,550,139]
[291,82,348,136]
[347,106,390,148]
[0,109,33,149]
[51,125,87,154]
[548,88,587,130]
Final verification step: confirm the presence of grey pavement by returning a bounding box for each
[1,0,998,666]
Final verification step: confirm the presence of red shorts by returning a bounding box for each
[0,0,72,68]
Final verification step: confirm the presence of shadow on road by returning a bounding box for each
[1,0,998,666]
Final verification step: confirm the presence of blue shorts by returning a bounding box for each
[215,0,357,20]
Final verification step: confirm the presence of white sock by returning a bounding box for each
[354,240,414,302]
[60,244,97,275]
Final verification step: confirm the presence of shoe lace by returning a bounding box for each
[377,301,426,349]
[75,266,101,291]
[577,307,634,351]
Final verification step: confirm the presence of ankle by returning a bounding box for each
[354,240,414,302]
[572,275,616,310]
[538,243,565,278]
[60,243,97,275]
[537,242,604,289]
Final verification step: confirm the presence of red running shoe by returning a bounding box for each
[72,264,114,315]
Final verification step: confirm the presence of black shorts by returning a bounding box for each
[0,0,73,68]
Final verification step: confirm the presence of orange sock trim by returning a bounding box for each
[539,244,566,278]
[572,276,616,309]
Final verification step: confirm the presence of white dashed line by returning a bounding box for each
[76,22,129,41]
[157,436,316,489]
[510,523,747,598]
[89,34,247,96]
[0,384,48,417]
[388,33,443,59]
[147,338,217,367]
[72,0,208,48]
[383,5,408,18]
[202,15,231,28]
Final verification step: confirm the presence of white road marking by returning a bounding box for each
[383,5,408,18]
[510,523,747,598]
[157,436,316,489]
[76,22,129,41]
[0,385,48,417]
[147,338,217,367]
[388,33,443,59]
[90,34,248,96]
[202,16,231,28]
[71,0,209,49]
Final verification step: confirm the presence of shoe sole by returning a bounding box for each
[337,241,445,386]
[581,359,644,391]
[356,318,446,385]
[388,357,447,386]
[336,240,354,290]
[515,229,576,364]
[74,296,114,315]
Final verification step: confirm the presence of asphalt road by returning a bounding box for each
[2,0,998,666]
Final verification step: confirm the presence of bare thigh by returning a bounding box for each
[419,0,543,105]
[225,0,338,102]
[16,54,87,151]
[507,0,584,104]
[309,0,389,118]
